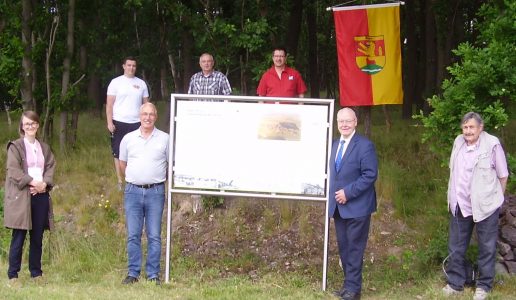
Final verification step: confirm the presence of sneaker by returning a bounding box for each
[473,288,488,300]
[7,278,21,288]
[148,277,161,285]
[122,276,138,285]
[442,284,462,296]
[31,275,47,285]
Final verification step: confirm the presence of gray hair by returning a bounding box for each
[461,112,484,126]
[199,53,214,62]
[140,102,157,115]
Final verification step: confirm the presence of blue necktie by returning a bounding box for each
[335,140,345,170]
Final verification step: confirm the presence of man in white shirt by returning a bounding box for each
[106,56,149,190]
[119,103,169,285]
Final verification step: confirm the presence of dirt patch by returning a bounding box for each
[170,194,410,278]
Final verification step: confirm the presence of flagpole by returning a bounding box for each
[326,1,404,11]
[326,0,360,11]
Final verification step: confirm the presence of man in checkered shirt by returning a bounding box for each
[188,53,232,96]
[187,53,230,211]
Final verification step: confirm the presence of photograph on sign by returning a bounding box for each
[173,101,328,196]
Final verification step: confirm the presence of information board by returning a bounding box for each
[171,97,331,197]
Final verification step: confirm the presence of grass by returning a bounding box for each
[1,261,516,300]
[0,105,515,299]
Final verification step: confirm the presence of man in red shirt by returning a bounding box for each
[257,47,307,98]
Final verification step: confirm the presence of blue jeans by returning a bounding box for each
[446,206,499,292]
[124,183,165,279]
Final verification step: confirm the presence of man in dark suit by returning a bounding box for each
[329,107,378,300]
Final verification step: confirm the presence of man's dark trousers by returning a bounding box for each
[334,210,371,293]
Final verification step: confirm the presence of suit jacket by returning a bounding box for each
[329,133,378,219]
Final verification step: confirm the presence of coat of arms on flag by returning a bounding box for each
[355,35,385,75]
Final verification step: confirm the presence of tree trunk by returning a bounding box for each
[162,67,171,130]
[414,0,427,112]
[167,52,181,93]
[42,15,59,142]
[31,32,37,111]
[285,0,303,60]
[70,111,79,148]
[422,0,437,114]
[361,106,372,138]
[240,0,248,95]
[4,102,12,126]
[21,0,34,110]
[59,0,76,152]
[0,15,5,34]
[436,0,460,90]
[182,30,194,93]
[382,105,391,131]
[160,66,169,101]
[306,1,319,98]
[240,52,249,95]
[70,24,87,148]
[88,73,102,118]
[133,10,141,53]
[401,0,418,119]
[59,111,67,150]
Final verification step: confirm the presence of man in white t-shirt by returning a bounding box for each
[119,102,169,285]
[106,56,149,190]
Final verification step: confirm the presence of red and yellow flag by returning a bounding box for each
[333,3,403,106]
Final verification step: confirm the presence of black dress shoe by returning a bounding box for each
[333,288,346,297]
[122,275,138,284]
[148,277,161,285]
[341,290,361,300]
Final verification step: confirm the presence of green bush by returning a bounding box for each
[201,195,225,210]
[415,1,515,163]
[417,222,449,267]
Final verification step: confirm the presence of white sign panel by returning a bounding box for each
[173,101,329,196]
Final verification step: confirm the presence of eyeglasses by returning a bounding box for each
[23,122,39,128]
[337,119,356,124]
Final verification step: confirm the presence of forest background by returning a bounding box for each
[0,0,515,299]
